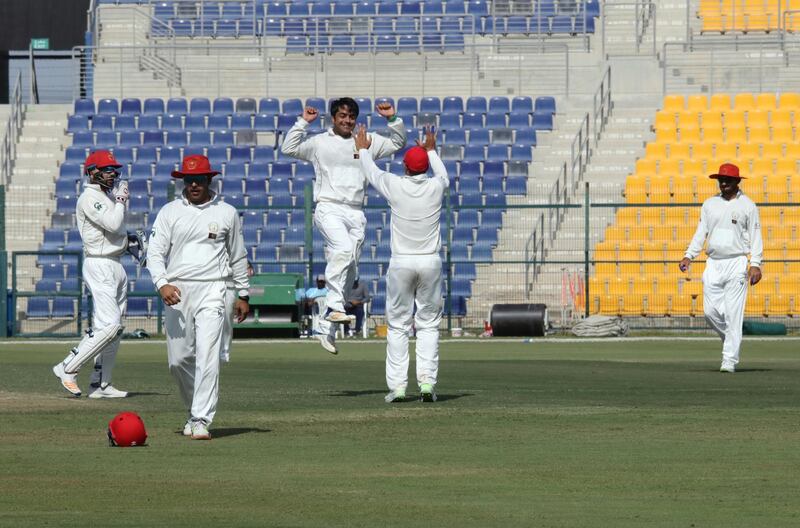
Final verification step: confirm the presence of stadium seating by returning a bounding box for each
[697,0,796,34]
[38,94,554,317]
[590,93,800,318]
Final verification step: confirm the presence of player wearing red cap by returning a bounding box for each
[680,163,763,373]
[281,97,406,354]
[146,155,250,440]
[52,150,130,399]
[354,125,448,403]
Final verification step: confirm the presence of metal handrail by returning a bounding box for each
[592,65,612,145]
[0,72,24,186]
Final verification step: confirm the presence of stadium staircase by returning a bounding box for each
[5,105,70,290]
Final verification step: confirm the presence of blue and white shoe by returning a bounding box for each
[419,383,437,402]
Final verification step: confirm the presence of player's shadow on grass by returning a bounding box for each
[211,427,271,438]
[125,391,170,397]
[330,389,386,397]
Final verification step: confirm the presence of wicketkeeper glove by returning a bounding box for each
[114,180,129,204]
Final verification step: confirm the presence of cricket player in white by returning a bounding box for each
[147,155,250,440]
[52,150,130,399]
[680,163,763,373]
[355,125,447,403]
[281,97,406,354]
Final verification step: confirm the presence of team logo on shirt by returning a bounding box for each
[208,222,219,240]
[94,202,103,211]
[731,212,738,225]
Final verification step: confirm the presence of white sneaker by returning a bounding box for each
[317,334,338,355]
[384,388,406,403]
[52,363,81,397]
[324,309,351,324]
[190,421,211,440]
[720,361,736,373]
[87,383,128,399]
[182,421,192,436]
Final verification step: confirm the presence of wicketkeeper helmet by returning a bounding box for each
[107,412,148,447]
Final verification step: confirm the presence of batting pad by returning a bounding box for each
[62,324,124,374]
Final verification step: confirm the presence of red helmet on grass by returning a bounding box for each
[107,412,148,447]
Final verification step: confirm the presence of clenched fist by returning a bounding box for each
[303,106,319,124]
[376,102,396,119]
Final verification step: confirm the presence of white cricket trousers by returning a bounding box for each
[164,280,226,424]
[385,255,443,391]
[702,255,749,366]
[83,256,127,385]
[314,201,366,313]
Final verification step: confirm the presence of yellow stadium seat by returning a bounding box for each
[691,143,714,160]
[651,225,675,241]
[747,109,770,128]
[771,108,793,128]
[593,263,617,276]
[772,124,794,144]
[671,294,694,316]
[677,110,699,130]
[710,93,732,112]
[649,173,670,190]
[745,293,766,316]
[739,143,761,160]
[656,128,678,143]
[680,125,701,144]
[632,276,653,295]
[626,186,648,204]
[725,123,747,144]
[686,261,706,281]
[715,142,737,159]
[751,158,773,177]
[726,108,747,128]
[766,189,789,202]
[756,93,777,111]
[682,279,703,297]
[687,95,709,113]
[784,142,800,158]
[654,274,680,295]
[789,175,800,199]
[749,124,771,144]
[598,294,620,316]
[649,187,671,203]
[673,189,695,204]
[747,186,765,202]
[778,92,800,109]
[669,142,691,160]
[762,142,783,159]
[642,241,665,259]
[663,94,685,113]
[619,294,644,316]
[658,158,681,175]
[776,158,797,174]
[646,295,669,316]
[701,110,724,130]
[702,15,726,33]
[674,225,696,241]
[702,126,724,144]
[645,142,668,159]
[683,159,704,177]
[654,110,676,131]
[672,173,694,194]
[734,93,756,111]
[635,158,657,174]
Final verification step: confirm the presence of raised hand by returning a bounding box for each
[376,102,396,119]
[354,124,372,151]
[415,125,436,151]
[113,180,129,204]
[302,106,319,124]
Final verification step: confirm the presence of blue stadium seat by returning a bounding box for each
[510,144,532,162]
[213,129,234,145]
[67,115,89,133]
[375,34,398,53]
[52,298,75,318]
[95,131,117,148]
[97,98,119,115]
[213,97,235,116]
[511,96,533,114]
[422,33,443,52]
[189,130,211,145]
[74,98,95,117]
[162,113,183,131]
[259,97,280,115]
[486,144,508,160]
[550,15,574,34]
[120,98,142,115]
[486,112,507,128]
[466,96,487,114]
[462,112,484,128]
[467,128,489,145]
[254,113,276,131]
[143,98,165,115]
[532,112,553,131]
[332,34,354,53]
[72,131,93,147]
[27,297,50,318]
[535,96,556,114]
[126,298,151,316]
[65,146,87,163]
[166,131,188,146]
[171,18,194,36]
[207,114,229,130]
[504,176,527,194]
[515,127,537,146]
[137,114,160,130]
[460,160,481,178]
[115,115,137,132]
[160,146,181,163]
[282,98,304,115]
[401,0,422,15]
[56,195,78,212]
[92,114,114,131]
[508,112,530,128]
[165,97,187,115]
[142,130,164,146]
[482,160,504,178]
[244,176,266,194]
[229,146,252,164]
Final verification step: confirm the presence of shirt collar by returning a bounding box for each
[181,190,218,208]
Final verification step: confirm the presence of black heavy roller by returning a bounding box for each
[489,304,548,337]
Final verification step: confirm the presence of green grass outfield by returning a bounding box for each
[1,338,800,527]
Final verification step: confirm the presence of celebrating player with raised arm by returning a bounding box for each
[680,163,763,373]
[52,150,130,399]
[146,155,250,440]
[355,125,448,403]
[281,97,406,354]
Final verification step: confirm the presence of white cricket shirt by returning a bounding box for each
[684,191,764,267]
[146,192,250,297]
[76,183,127,258]
[280,117,406,206]
[358,148,449,256]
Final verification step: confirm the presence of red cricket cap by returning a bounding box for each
[172,154,220,178]
[85,150,122,169]
[403,146,429,174]
[709,163,746,179]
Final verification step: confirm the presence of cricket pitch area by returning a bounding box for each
[1,338,799,527]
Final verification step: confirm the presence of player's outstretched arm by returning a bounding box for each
[356,125,391,199]
[371,102,406,159]
[280,106,318,161]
